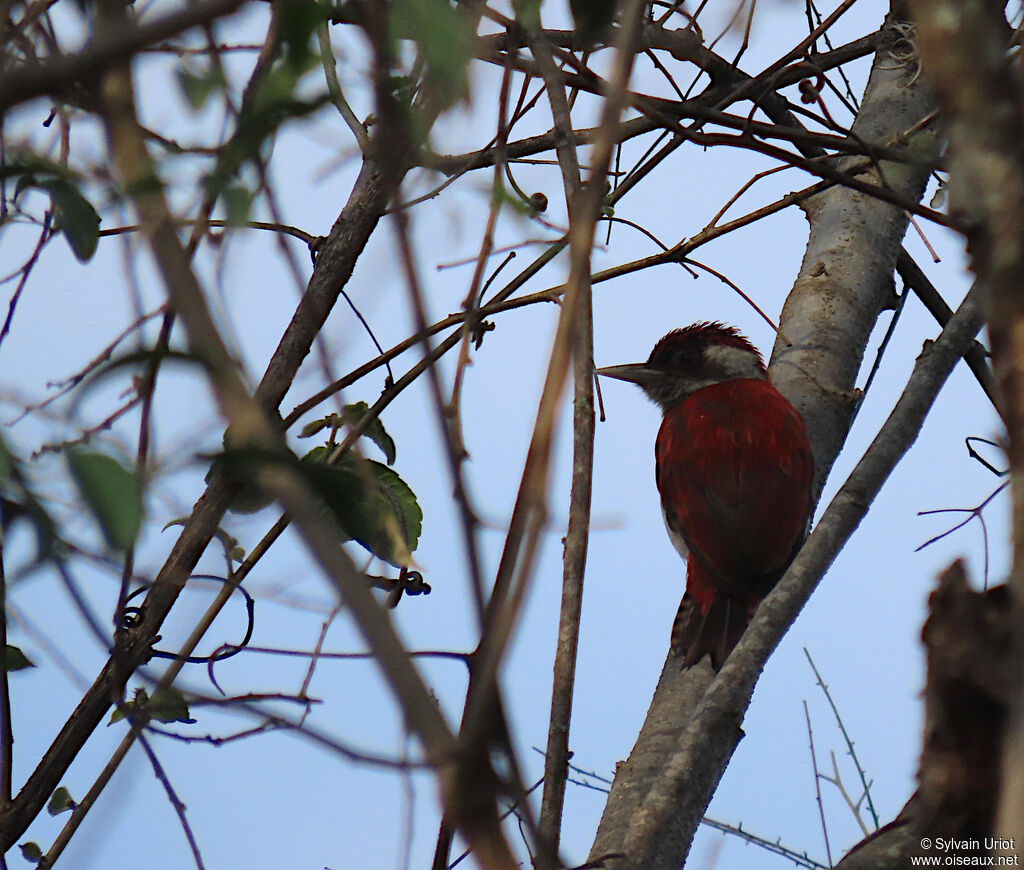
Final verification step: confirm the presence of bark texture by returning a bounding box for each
[770,15,941,495]
[917,563,1011,848]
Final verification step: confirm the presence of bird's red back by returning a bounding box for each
[656,377,813,667]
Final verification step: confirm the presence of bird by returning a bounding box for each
[597,322,814,669]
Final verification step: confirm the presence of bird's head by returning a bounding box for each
[596,322,767,410]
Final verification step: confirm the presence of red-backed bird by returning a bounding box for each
[598,322,814,669]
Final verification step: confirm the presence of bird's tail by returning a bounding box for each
[671,588,752,670]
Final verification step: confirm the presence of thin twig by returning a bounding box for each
[240,646,470,664]
[0,219,51,350]
[820,751,870,838]
[535,17,590,868]
[682,258,778,333]
[98,218,317,245]
[8,306,164,424]
[448,58,512,466]
[0,534,12,807]
[297,606,339,725]
[0,0,250,112]
[391,209,487,623]
[461,0,649,791]
[803,649,879,830]
[448,777,546,869]
[917,481,1009,589]
[895,250,1001,420]
[137,734,206,870]
[803,699,833,867]
[699,817,829,870]
[317,20,370,152]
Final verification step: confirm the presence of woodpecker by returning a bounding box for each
[597,322,814,669]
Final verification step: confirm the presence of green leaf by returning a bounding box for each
[47,787,76,816]
[109,688,145,724]
[0,434,13,482]
[203,53,325,200]
[298,417,330,438]
[3,645,34,672]
[513,0,541,31]
[20,842,43,863]
[341,402,397,465]
[392,0,472,109]
[299,404,397,464]
[43,178,101,262]
[569,0,618,46]
[207,420,289,514]
[206,450,276,515]
[275,0,324,70]
[66,451,143,550]
[146,688,196,724]
[0,434,58,562]
[222,184,255,225]
[109,688,196,725]
[301,447,421,566]
[176,64,225,111]
[9,168,101,262]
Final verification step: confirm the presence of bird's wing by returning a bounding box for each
[656,379,813,597]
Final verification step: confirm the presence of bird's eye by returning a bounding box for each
[671,345,700,369]
[649,336,703,370]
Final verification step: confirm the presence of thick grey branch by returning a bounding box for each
[588,13,942,868]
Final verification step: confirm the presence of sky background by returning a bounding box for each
[0,1,1009,869]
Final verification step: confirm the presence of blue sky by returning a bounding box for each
[0,1,1007,868]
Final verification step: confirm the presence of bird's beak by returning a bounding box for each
[594,363,657,387]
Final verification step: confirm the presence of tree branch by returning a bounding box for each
[588,10,943,867]
[0,0,247,111]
